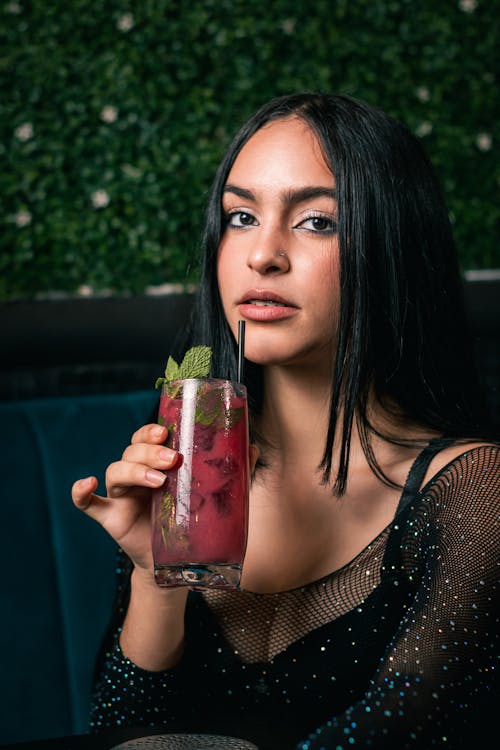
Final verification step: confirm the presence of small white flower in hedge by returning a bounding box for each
[117,13,134,32]
[100,105,118,123]
[121,163,142,179]
[476,133,492,152]
[14,210,32,227]
[91,189,110,209]
[14,122,33,141]
[77,285,93,296]
[5,2,22,13]
[281,18,296,34]
[459,0,477,12]
[416,86,430,102]
[416,121,433,137]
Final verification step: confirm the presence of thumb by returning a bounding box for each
[72,476,99,510]
[71,476,111,524]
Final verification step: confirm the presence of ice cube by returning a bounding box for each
[204,455,238,476]
[189,492,205,514]
[211,482,233,516]
[194,423,216,451]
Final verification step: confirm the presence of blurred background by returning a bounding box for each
[0,0,498,745]
[1,0,498,300]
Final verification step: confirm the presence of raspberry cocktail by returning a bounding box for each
[151,378,249,589]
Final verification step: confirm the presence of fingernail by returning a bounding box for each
[146,470,165,486]
[159,448,176,463]
[152,425,166,438]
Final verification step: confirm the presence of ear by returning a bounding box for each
[249,444,260,475]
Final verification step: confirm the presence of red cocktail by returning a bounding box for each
[151,378,249,589]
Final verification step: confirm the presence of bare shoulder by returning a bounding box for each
[422,440,499,490]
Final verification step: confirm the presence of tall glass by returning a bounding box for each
[151,378,249,590]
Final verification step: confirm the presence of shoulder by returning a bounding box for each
[411,442,499,560]
[421,440,499,494]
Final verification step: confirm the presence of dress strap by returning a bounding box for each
[396,437,456,516]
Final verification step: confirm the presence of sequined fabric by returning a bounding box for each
[90,445,499,749]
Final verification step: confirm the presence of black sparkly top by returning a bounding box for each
[89,443,499,750]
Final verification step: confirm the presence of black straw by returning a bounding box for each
[237,320,245,383]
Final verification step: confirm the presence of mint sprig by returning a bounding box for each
[155,345,212,389]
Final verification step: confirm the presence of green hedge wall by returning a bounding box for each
[1,0,498,300]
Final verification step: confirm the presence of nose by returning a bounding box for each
[246,230,290,275]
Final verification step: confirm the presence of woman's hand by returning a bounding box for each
[72,423,178,574]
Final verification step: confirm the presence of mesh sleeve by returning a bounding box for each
[88,549,190,732]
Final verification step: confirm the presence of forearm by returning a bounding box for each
[119,567,188,671]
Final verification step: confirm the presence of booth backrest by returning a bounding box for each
[1,390,158,744]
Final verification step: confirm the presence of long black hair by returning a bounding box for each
[188,92,489,493]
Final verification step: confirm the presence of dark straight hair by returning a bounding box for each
[187,92,489,494]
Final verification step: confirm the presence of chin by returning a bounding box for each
[243,342,288,365]
[243,343,309,368]
[243,337,335,371]
[244,351,284,366]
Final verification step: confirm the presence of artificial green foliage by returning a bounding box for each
[1,0,498,300]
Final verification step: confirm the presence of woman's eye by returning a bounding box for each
[226,211,257,227]
[298,215,337,233]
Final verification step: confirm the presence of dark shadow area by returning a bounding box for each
[0,282,497,428]
[464,278,499,430]
[0,293,193,399]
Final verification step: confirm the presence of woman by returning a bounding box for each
[72,94,498,749]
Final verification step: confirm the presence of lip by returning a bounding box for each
[237,289,299,322]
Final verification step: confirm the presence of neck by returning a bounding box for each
[255,364,434,482]
[257,363,334,467]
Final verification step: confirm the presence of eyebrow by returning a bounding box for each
[223,184,337,204]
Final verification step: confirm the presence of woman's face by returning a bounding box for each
[217,116,340,370]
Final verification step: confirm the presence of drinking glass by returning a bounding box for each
[111,734,259,749]
[151,378,249,590]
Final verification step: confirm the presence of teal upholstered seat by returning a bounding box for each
[0,390,158,744]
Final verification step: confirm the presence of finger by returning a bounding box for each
[72,476,100,511]
[105,460,166,498]
[122,442,178,470]
[131,423,167,445]
[71,476,120,526]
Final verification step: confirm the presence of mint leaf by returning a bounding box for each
[155,346,212,389]
[178,346,212,379]
[165,355,180,382]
